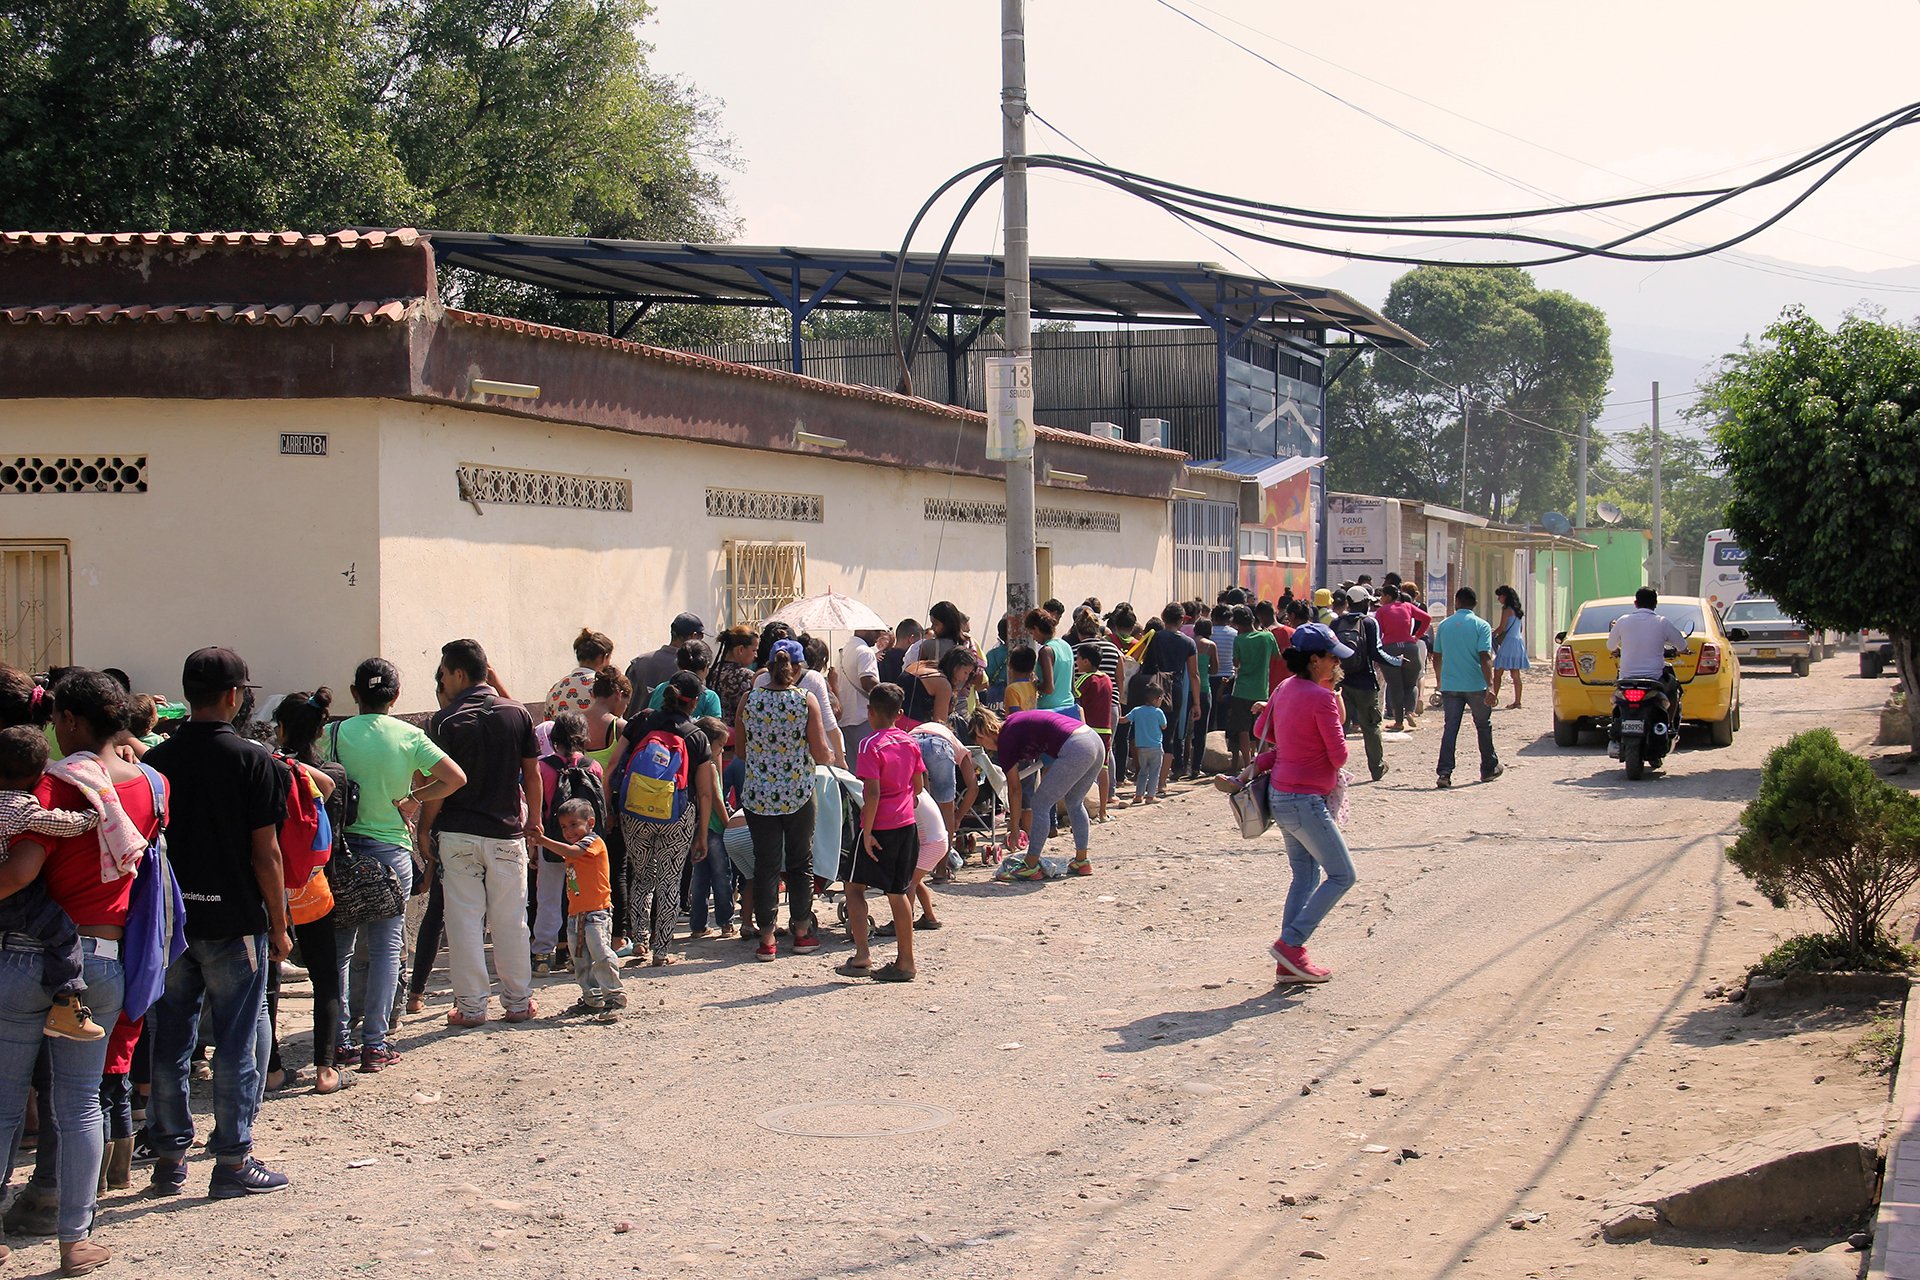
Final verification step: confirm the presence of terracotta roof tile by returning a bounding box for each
[441,307,1188,461]
[0,228,421,251]
[1,299,419,327]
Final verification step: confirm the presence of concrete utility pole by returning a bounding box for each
[1458,387,1471,509]
[1650,381,1664,589]
[1576,410,1589,528]
[1000,0,1038,620]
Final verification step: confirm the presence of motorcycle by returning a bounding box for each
[1608,641,1684,780]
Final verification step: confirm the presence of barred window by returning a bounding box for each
[0,456,148,495]
[456,464,631,512]
[924,498,1119,533]
[723,540,806,630]
[0,542,70,671]
[706,488,824,523]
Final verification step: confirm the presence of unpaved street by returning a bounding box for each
[25,659,1904,1280]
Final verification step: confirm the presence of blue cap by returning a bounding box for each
[770,638,806,665]
[1290,622,1354,660]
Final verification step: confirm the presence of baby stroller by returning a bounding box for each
[954,747,1011,865]
[720,765,866,927]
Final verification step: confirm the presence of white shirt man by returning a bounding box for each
[1608,594,1688,680]
[835,631,882,759]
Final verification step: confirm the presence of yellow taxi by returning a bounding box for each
[1550,595,1741,748]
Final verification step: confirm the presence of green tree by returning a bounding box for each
[1586,427,1733,571]
[1326,266,1611,522]
[1705,307,1920,743]
[0,0,745,343]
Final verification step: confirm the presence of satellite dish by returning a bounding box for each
[1595,501,1624,526]
[1541,511,1572,537]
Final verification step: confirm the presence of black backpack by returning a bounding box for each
[1331,612,1372,681]
[542,754,607,863]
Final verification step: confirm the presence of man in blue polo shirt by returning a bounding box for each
[1429,587,1503,789]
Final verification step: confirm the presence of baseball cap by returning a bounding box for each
[1347,585,1375,606]
[1312,588,1334,607]
[1290,622,1355,660]
[181,647,259,696]
[770,638,806,665]
[670,612,705,638]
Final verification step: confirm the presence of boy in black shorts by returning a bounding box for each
[839,684,926,983]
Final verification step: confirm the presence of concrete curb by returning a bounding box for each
[1868,978,1920,1277]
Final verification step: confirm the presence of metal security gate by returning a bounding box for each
[0,542,70,673]
[1173,500,1238,604]
[722,540,806,630]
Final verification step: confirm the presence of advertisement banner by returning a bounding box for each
[1327,496,1387,582]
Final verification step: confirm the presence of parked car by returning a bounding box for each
[1720,598,1816,677]
[1861,631,1896,679]
[1551,595,1741,748]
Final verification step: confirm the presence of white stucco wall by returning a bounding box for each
[0,399,381,699]
[375,402,1172,711]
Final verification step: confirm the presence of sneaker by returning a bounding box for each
[755,940,777,962]
[208,1157,289,1199]
[531,953,553,976]
[446,1009,487,1029]
[1481,763,1505,783]
[1004,861,1048,882]
[357,1045,401,1074]
[1066,858,1094,877]
[1371,764,1389,782]
[148,1159,187,1198]
[131,1128,156,1164]
[501,1000,539,1024]
[791,932,821,954]
[1435,774,1452,789]
[1268,940,1330,984]
[337,1044,361,1067]
[604,992,628,1010]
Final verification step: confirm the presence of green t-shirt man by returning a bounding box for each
[1231,627,1279,701]
[322,713,450,848]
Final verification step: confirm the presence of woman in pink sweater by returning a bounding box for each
[1241,623,1356,984]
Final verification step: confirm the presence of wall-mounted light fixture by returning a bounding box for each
[794,428,847,449]
[1170,486,1207,499]
[469,378,541,401]
[1044,466,1088,486]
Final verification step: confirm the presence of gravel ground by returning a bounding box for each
[7,659,1907,1279]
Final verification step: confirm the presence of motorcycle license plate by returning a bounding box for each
[1758,648,1777,658]
[1618,719,1645,734]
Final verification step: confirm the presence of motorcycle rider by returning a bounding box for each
[1607,587,1687,736]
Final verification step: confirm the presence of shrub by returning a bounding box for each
[1729,729,1920,958]
[1750,930,1911,978]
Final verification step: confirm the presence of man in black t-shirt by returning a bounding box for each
[422,638,542,1027]
[145,647,292,1199]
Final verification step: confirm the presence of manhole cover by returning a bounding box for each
[756,1101,953,1138]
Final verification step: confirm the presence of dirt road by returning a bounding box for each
[26,659,1904,1279]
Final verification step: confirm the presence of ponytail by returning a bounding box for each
[661,671,702,717]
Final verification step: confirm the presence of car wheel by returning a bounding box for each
[1710,710,1735,747]
[1553,716,1579,748]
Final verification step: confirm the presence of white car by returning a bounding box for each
[1721,598,1816,677]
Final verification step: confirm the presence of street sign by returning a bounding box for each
[279,433,328,456]
[985,356,1034,462]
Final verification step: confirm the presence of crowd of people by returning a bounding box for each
[0,573,1537,1272]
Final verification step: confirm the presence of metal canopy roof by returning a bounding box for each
[421,231,1422,349]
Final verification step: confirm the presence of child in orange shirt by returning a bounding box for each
[529,799,623,1021]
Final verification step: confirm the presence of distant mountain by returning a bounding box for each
[1311,250,1920,428]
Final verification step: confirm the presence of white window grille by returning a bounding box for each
[924,498,1119,533]
[723,540,806,630]
[455,464,631,512]
[705,488,824,523]
[0,542,71,671]
[0,456,148,495]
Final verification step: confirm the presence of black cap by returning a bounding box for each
[670,612,705,638]
[181,647,258,697]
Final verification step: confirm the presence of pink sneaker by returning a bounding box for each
[1269,940,1331,984]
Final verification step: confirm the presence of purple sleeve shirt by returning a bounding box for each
[992,709,1083,769]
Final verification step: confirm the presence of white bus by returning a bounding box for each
[1701,528,1753,616]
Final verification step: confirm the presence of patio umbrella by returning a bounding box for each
[766,590,887,634]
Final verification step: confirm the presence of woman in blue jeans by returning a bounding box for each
[0,666,146,1275]
[1240,625,1357,985]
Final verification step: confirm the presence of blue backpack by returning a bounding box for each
[123,764,186,1022]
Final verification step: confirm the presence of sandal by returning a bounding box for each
[312,1067,347,1096]
[651,954,680,967]
[405,994,424,1014]
[911,917,943,931]
[872,962,916,983]
[834,960,873,977]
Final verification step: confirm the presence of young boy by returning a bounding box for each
[1003,646,1039,712]
[1073,645,1115,821]
[529,798,623,1021]
[1124,679,1170,805]
[692,715,739,939]
[0,725,106,1040]
[840,683,925,983]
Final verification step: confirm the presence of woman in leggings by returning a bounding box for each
[969,707,1102,880]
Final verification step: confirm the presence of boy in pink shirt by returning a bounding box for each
[842,683,926,983]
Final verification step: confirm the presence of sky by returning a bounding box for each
[645,1,1920,286]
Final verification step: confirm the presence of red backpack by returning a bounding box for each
[275,755,332,887]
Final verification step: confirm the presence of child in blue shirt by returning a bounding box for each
[1124,679,1170,805]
